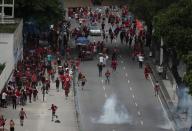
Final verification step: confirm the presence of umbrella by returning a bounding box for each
[75,37,90,45]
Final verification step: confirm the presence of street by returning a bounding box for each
[76,42,174,131]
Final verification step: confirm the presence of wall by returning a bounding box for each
[0,19,23,91]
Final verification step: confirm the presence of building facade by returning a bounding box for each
[0,19,23,91]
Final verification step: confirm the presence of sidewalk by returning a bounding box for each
[144,47,191,131]
[0,81,78,131]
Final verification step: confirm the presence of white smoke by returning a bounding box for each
[158,106,173,130]
[93,95,132,124]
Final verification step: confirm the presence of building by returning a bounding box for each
[0,19,23,91]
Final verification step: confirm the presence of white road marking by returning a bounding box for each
[130,87,132,91]
[105,93,107,98]
[135,102,138,107]
[101,80,104,84]
[123,67,126,70]
[121,61,124,64]
[125,73,128,77]
[149,75,175,131]
[113,129,115,131]
[137,111,141,116]
[103,86,106,90]
[132,94,135,98]
[128,80,130,83]
[140,120,144,125]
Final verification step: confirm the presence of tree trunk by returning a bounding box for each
[171,49,182,83]
[146,22,153,47]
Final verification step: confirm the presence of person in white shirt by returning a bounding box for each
[103,54,109,66]
[138,53,144,68]
[99,55,104,64]
[1,92,7,108]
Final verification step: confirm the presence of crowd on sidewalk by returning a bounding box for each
[0,35,82,131]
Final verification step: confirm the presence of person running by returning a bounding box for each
[55,77,60,92]
[111,60,118,71]
[0,115,6,130]
[154,81,160,96]
[49,104,58,121]
[19,108,27,126]
[144,64,150,79]
[105,69,111,84]
[77,72,83,86]
[81,75,87,90]
[10,119,15,131]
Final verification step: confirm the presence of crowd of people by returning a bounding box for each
[0,5,162,131]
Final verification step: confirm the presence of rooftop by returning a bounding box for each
[0,19,20,33]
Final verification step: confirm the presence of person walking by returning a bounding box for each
[12,94,17,110]
[55,77,60,92]
[81,75,87,90]
[97,63,103,77]
[1,91,7,108]
[33,87,38,101]
[10,119,15,131]
[41,84,46,102]
[105,69,111,84]
[138,53,144,68]
[154,81,160,96]
[19,108,27,126]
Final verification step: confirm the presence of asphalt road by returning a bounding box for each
[68,7,174,131]
[76,41,174,131]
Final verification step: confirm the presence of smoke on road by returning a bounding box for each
[158,107,173,130]
[93,95,132,124]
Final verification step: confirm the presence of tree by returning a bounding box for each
[129,0,178,46]
[154,0,192,94]
[15,0,64,29]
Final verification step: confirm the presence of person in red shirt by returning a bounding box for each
[105,69,111,84]
[111,60,118,71]
[49,104,58,121]
[154,81,160,96]
[64,74,71,99]
[144,64,150,79]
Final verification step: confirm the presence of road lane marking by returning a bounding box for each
[113,129,115,131]
[128,80,130,83]
[135,102,138,107]
[140,120,144,125]
[137,111,141,116]
[149,75,175,131]
[123,67,126,70]
[101,80,104,84]
[105,93,107,98]
[103,86,106,90]
[130,87,132,91]
[121,61,123,63]
[125,73,128,77]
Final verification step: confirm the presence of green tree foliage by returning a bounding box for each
[154,0,192,94]
[129,0,177,46]
[15,0,64,28]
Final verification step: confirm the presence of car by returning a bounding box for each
[89,24,102,36]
